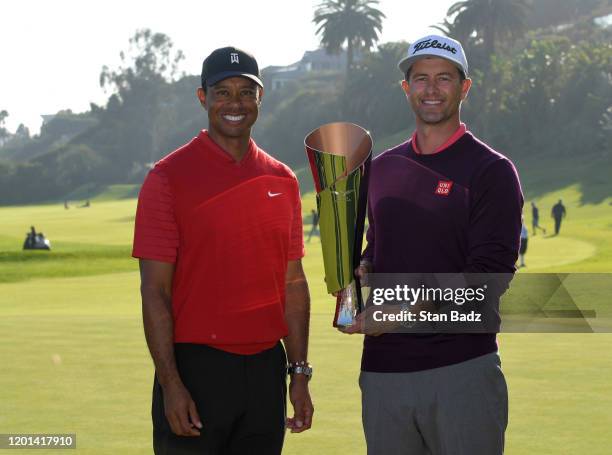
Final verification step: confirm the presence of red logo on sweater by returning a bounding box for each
[435,180,453,196]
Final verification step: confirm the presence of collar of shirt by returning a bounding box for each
[198,130,257,166]
[411,123,467,155]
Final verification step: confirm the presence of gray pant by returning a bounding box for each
[360,352,508,455]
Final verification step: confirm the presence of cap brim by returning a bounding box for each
[206,71,263,88]
[398,55,466,77]
[398,56,416,74]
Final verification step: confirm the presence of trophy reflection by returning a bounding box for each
[304,123,372,328]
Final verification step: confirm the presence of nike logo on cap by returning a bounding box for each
[268,191,282,197]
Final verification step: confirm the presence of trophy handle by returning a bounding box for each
[333,160,370,329]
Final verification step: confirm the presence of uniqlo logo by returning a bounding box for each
[435,180,453,196]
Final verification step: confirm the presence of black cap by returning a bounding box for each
[201,46,263,88]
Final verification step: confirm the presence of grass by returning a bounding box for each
[63,183,141,203]
[0,198,138,283]
[0,184,611,453]
[521,185,612,272]
[0,244,134,283]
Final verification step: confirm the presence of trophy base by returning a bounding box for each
[333,282,360,328]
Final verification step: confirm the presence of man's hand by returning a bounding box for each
[355,260,372,286]
[331,260,372,301]
[338,260,396,335]
[340,304,403,336]
[163,381,203,437]
[283,259,312,432]
[286,375,314,433]
[140,259,202,436]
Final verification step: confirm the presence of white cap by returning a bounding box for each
[398,34,468,77]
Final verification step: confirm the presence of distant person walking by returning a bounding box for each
[531,201,546,235]
[307,209,319,242]
[551,199,567,235]
[519,223,528,267]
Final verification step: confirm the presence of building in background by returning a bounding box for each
[263,48,361,92]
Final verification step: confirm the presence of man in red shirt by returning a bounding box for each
[133,46,313,454]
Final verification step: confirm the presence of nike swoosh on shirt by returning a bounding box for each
[268,191,283,197]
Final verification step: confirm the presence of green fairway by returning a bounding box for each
[519,185,612,273]
[1,185,611,454]
[0,199,138,283]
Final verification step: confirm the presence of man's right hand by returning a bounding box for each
[354,260,372,286]
[332,260,373,298]
[163,381,203,436]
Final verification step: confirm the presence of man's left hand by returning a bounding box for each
[286,375,313,433]
[340,304,404,336]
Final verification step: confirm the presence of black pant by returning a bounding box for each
[554,217,562,235]
[153,342,287,455]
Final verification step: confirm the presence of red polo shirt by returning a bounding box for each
[133,131,304,354]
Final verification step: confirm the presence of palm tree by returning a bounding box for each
[446,0,531,60]
[431,18,470,44]
[313,0,385,72]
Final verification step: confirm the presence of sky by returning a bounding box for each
[0,0,457,133]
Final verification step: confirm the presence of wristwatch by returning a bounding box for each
[287,361,313,380]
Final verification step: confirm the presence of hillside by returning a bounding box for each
[1,12,610,206]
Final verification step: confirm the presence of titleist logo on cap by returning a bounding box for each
[413,39,457,55]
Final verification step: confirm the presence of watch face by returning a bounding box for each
[289,364,313,378]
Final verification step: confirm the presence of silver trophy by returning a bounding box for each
[304,122,372,328]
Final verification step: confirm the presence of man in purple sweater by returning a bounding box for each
[343,35,523,454]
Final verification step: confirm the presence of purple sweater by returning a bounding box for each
[361,131,523,372]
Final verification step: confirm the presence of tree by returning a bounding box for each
[0,110,10,144]
[4,123,32,149]
[97,29,187,169]
[39,110,97,140]
[100,28,185,95]
[54,144,107,190]
[313,0,385,71]
[432,18,462,40]
[446,0,530,61]
[343,42,412,138]
[15,124,30,140]
[525,0,610,31]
